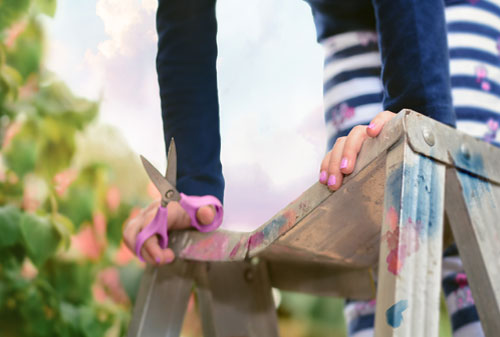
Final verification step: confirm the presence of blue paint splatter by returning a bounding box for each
[386,156,443,238]
[386,299,408,328]
[262,214,287,237]
[386,165,403,208]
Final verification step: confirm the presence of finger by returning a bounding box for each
[340,125,369,175]
[123,200,161,252]
[160,248,175,265]
[143,235,165,264]
[140,245,156,265]
[165,201,191,230]
[366,110,396,138]
[327,137,346,191]
[319,150,332,185]
[123,216,143,252]
[196,205,216,226]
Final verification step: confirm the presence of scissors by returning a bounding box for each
[135,138,223,262]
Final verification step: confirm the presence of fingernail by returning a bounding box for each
[156,257,161,264]
[327,175,336,187]
[340,158,348,169]
[319,170,327,183]
[368,122,376,129]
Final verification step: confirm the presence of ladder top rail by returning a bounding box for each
[168,110,500,262]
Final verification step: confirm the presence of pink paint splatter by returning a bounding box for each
[248,232,265,251]
[383,208,422,275]
[229,240,242,259]
[181,233,229,260]
[278,210,297,235]
[387,206,399,231]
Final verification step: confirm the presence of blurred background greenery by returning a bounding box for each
[0,1,453,336]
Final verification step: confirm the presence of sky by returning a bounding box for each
[44,0,326,231]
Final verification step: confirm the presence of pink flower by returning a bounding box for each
[2,122,22,149]
[481,81,491,91]
[455,273,468,288]
[93,267,130,305]
[114,241,135,266]
[358,32,377,46]
[53,169,78,197]
[475,66,487,82]
[19,75,38,99]
[93,212,107,239]
[487,118,499,131]
[71,226,101,260]
[4,22,27,48]
[22,183,40,213]
[106,186,121,212]
[20,259,38,280]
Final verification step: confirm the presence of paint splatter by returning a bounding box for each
[278,210,297,235]
[386,300,409,328]
[383,211,421,275]
[387,206,399,231]
[247,210,296,253]
[181,233,229,260]
[248,232,265,251]
[229,239,242,259]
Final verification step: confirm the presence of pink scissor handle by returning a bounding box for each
[135,205,168,262]
[179,193,223,232]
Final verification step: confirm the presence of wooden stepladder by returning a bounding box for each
[127,110,500,337]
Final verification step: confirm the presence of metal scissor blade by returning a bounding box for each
[166,138,177,187]
[140,155,176,202]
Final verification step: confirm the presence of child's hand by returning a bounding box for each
[123,200,215,265]
[319,110,396,191]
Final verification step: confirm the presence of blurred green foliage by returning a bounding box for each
[0,1,149,336]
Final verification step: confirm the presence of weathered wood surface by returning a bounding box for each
[127,260,196,337]
[373,139,445,337]
[196,260,279,337]
[445,167,500,337]
[168,111,405,263]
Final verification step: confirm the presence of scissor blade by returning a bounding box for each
[166,137,177,187]
[140,155,175,201]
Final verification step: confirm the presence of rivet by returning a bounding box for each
[422,128,435,146]
[250,257,260,266]
[460,144,470,160]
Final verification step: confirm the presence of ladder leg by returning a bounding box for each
[127,259,195,337]
[445,167,500,337]
[374,140,445,337]
[195,259,279,337]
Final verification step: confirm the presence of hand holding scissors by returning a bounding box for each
[134,138,223,262]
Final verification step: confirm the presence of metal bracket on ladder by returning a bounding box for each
[128,110,500,337]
